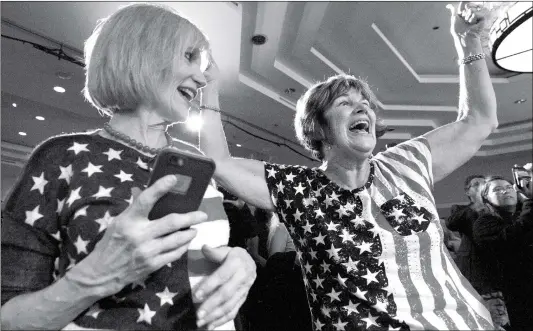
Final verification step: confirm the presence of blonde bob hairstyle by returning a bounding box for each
[83,3,209,116]
[294,74,388,161]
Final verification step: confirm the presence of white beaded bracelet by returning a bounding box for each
[459,53,486,65]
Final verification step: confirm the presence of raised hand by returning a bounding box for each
[515,163,533,200]
[446,2,489,41]
[70,175,207,296]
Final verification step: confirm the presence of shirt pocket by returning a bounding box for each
[379,192,432,236]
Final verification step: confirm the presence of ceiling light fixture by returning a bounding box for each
[514,98,527,104]
[18,132,27,136]
[251,34,267,45]
[12,103,17,107]
[186,113,204,132]
[490,1,532,73]
[35,116,45,120]
[54,86,66,93]
[236,144,242,147]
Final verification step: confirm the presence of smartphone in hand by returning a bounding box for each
[147,147,216,220]
[512,165,530,191]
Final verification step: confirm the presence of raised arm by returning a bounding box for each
[424,2,498,183]
[199,68,275,211]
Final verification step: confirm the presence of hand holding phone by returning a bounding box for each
[512,163,532,199]
[147,147,216,220]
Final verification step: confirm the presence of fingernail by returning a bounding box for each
[197,309,205,318]
[196,291,204,300]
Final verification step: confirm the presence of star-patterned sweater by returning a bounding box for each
[263,137,494,331]
[1,132,232,330]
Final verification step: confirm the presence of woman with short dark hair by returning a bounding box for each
[473,173,533,329]
[198,3,499,330]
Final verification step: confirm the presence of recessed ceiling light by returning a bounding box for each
[35,116,45,121]
[236,144,242,147]
[284,88,296,94]
[54,86,66,93]
[514,98,527,104]
[251,34,267,45]
[18,132,27,136]
[55,71,73,80]
[12,103,17,107]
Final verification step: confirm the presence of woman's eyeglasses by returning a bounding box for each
[491,185,515,195]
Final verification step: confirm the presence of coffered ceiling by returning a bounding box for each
[2,1,532,173]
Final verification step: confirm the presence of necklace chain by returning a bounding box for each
[103,122,171,156]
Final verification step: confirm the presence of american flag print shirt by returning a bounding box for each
[1,132,232,330]
[263,137,494,331]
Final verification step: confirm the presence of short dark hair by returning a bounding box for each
[464,174,485,191]
[294,74,388,160]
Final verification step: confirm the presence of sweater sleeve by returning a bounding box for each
[1,138,67,305]
[446,205,467,232]
[472,200,533,246]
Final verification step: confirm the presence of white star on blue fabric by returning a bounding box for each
[67,142,90,155]
[74,206,89,219]
[58,165,73,184]
[82,162,103,178]
[30,172,48,194]
[136,303,156,325]
[103,148,123,161]
[294,182,306,195]
[115,170,133,182]
[25,205,43,226]
[93,186,114,198]
[66,187,82,207]
[156,287,177,306]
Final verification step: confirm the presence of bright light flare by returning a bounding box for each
[186,113,204,132]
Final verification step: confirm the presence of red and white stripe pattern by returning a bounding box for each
[264,137,494,330]
[371,138,493,329]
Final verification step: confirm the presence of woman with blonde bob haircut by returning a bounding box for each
[1,3,256,330]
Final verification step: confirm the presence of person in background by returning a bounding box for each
[199,2,498,329]
[246,210,296,267]
[446,175,486,282]
[439,218,462,260]
[1,4,256,330]
[243,209,312,331]
[219,187,260,250]
[473,168,533,330]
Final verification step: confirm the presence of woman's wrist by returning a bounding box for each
[453,35,483,58]
[65,257,118,299]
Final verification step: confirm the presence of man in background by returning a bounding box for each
[446,175,487,290]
